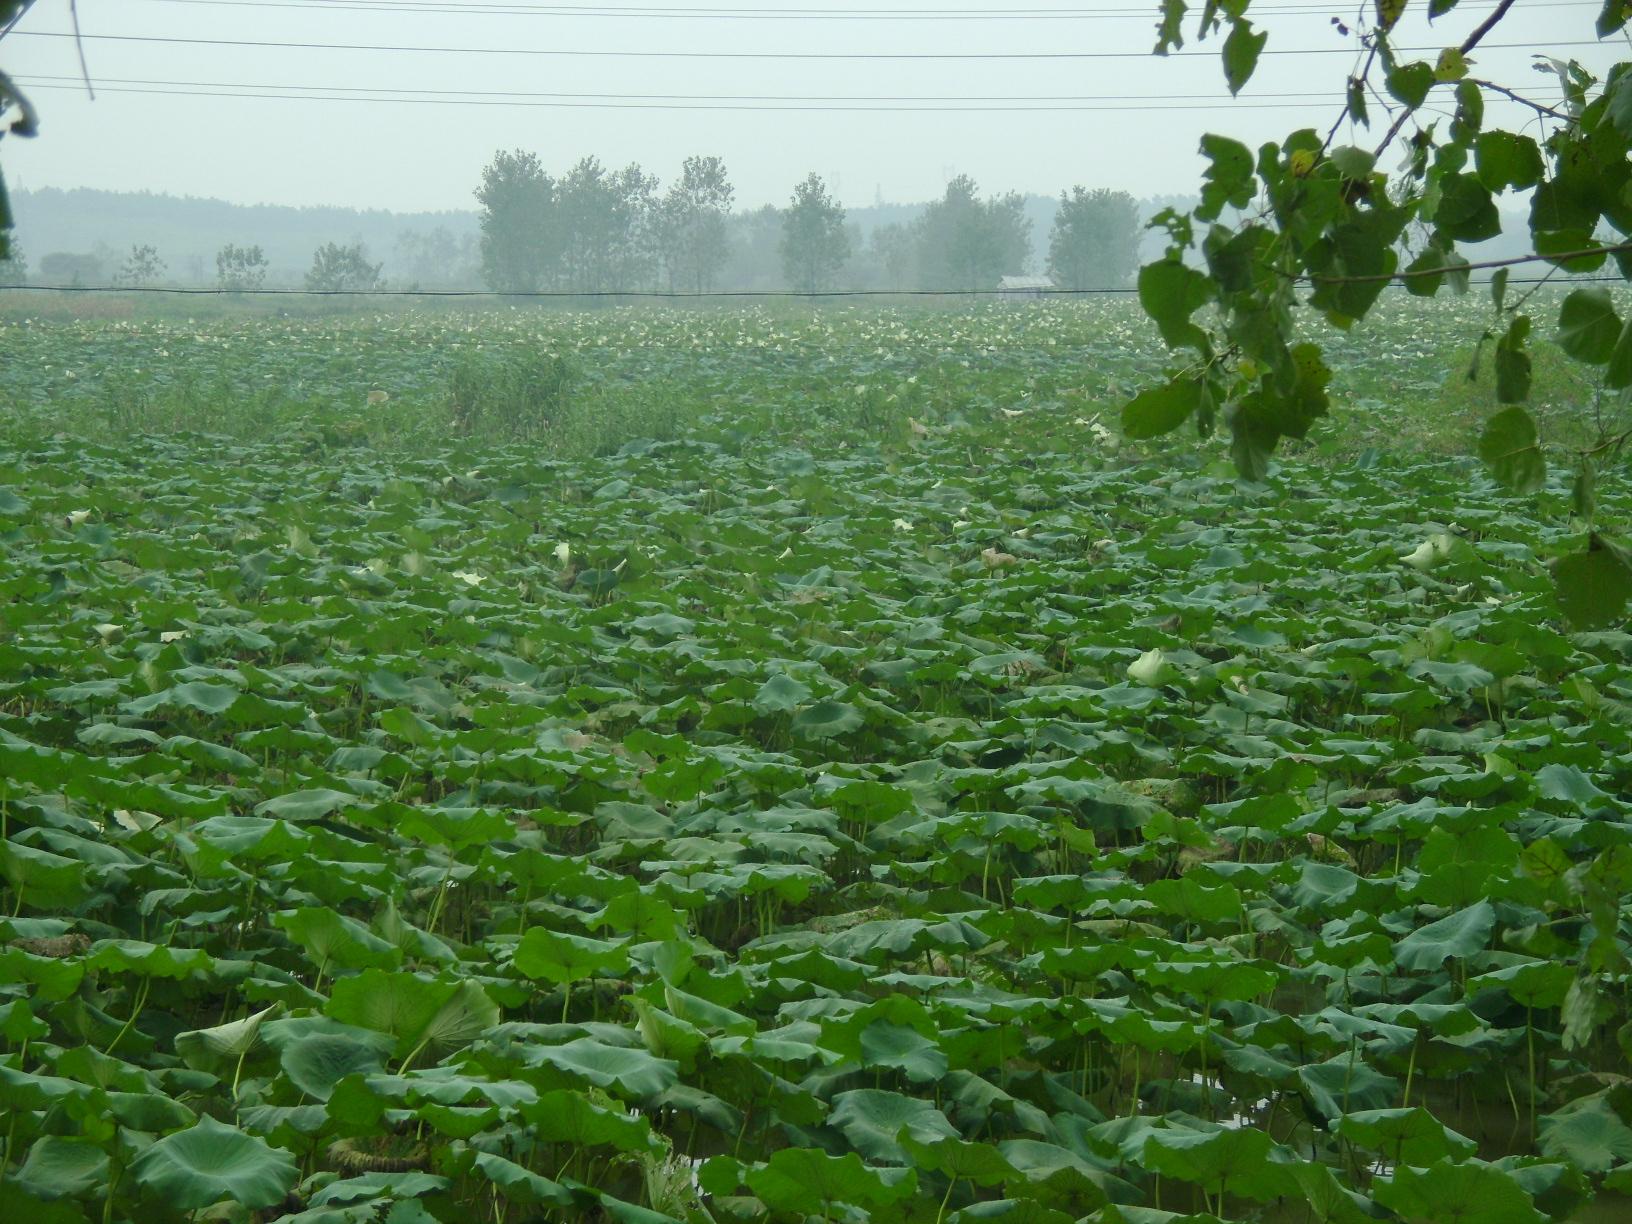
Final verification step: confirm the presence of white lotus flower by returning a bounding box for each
[1127,649,1172,686]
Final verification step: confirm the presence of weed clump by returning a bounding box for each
[447,350,577,441]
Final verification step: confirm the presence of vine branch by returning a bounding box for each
[1466,76,1568,119]
[69,0,94,99]
[1323,42,1381,152]
[1298,241,1632,285]
[1374,0,1521,158]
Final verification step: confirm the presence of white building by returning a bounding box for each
[997,275,1055,301]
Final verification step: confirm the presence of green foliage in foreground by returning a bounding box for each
[2,399,1632,1221]
[1133,0,1632,624]
[0,295,1619,463]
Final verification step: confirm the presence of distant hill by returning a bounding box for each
[10,188,480,286]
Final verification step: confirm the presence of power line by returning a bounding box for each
[11,28,1607,60]
[4,283,1149,296]
[17,73,1347,103]
[0,277,1618,298]
[135,0,1589,20]
[16,77,1367,111]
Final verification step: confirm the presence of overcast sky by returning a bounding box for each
[2,0,1622,212]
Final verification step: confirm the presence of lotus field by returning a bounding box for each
[3,298,1632,1224]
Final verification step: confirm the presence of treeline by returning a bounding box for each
[4,239,408,293]
[475,150,1142,295]
[2,166,1145,294]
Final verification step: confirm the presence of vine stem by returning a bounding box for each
[1466,76,1567,119]
[1323,43,1379,153]
[107,976,152,1056]
[1374,0,1520,159]
[1293,241,1632,286]
[68,0,95,98]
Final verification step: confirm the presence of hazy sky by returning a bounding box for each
[3,0,1623,212]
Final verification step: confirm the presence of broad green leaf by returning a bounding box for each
[747,1148,915,1215]
[1387,62,1435,108]
[1537,1092,1632,1172]
[1475,132,1545,192]
[132,1116,298,1211]
[753,673,811,714]
[1394,901,1495,971]
[469,1151,573,1206]
[858,1021,949,1083]
[1477,407,1545,494]
[1197,134,1255,220]
[1556,289,1623,364]
[14,1136,110,1201]
[309,1171,451,1206]
[278,1030,392,1101]
[175,1003,282,1072]
[1373,1158,1546,1224]
[1141,1126,1294,1201]
[1334,1107,1478,1165]
[1221,17,1267,95]
[513,927,629,986]
[1138,259,1214,351]
[1122,375,1204,440]
[790,699,863,740]
[1494,315,1532,404]
[1297,1053,1400,1120]
[325,971,490,1059]
[828,1088,959,1163]
[1554,538,1632,629]
[527,1038,678,1098]
[274,908,400,975]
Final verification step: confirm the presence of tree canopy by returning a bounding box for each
[914,176,1031,292]
[1049,187,1141,290]
[0,0,40,263]
[780,173,850,295]
[1129,0,1632,624]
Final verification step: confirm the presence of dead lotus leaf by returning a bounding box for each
[9,934,92,958]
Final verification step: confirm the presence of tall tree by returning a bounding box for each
[721,204,784,291]
[656,156,735,293]
[305,242,382,292]
[869,223,914,291]
[914,175,1031,291]
[216,244,268,292]
[780,173,849,294]
[395,227,477,289]
[1048,187,1140,290]
[476,149,557,294]
[115,244,166,288]
[0,233,25,284]
[40,251,107,287]
[558,157,658,294]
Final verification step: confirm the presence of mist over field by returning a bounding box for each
[6,4,1632,1224]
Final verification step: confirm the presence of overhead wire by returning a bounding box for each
[131,0,1596,20]
[14,72,1351,102]
[0,277,1620,297]
[15,75,1368,110]
[8,28,1609,60]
